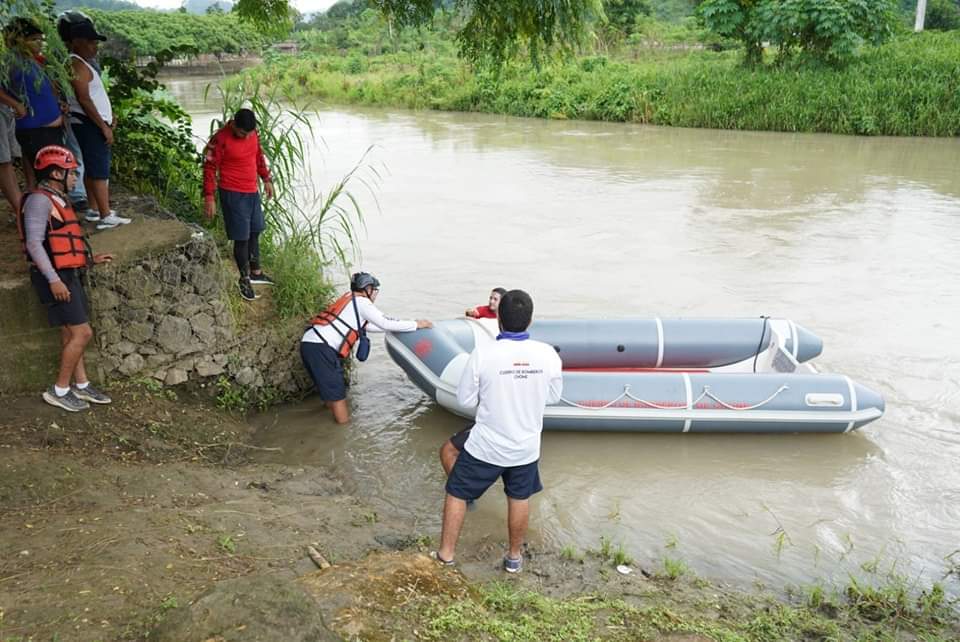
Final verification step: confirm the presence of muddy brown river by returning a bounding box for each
[169,75,960,593]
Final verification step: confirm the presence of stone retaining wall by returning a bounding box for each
[89,232,311,399]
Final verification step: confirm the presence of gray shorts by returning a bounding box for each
[0,107,20,164]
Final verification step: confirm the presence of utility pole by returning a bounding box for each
[914,0,927,32]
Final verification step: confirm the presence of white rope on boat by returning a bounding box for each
[559,388,631,410]
[701,384,789,410]
[559,383,789,411]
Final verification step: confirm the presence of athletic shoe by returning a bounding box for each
[429,551,455,567]
[249,272,275,286]
[84,209,101,223]
[503,555,523,574]
[72,383,112,405]
[99,213,131,226]
[238,277,259,301]
[42,387,90,412]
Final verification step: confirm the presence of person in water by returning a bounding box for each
[434,289,563,573]
[465,287,506,319]
[300,271,432,424]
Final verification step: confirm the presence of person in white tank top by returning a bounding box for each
[64,18,130,230]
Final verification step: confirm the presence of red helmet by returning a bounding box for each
[34,145,79,171]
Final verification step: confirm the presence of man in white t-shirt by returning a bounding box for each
[300,272,432,424]
[434,290,563,573]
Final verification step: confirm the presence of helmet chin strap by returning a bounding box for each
[40,169,70,197]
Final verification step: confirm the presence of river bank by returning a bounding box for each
[1,387,957,641]
[236,30,960,137]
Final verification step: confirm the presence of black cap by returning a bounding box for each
[69,21,106,42]
[4,17,43,40]
[57,10,93,42]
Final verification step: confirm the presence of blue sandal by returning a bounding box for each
[503,555,523,573]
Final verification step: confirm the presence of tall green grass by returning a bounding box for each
[238,31,960,137]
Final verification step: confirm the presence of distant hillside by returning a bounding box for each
[183,0,235,14]
[55,0,141,11]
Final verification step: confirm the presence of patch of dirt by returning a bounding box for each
[0,390,427,641]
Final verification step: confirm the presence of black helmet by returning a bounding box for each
[56,10,93,42]
[350,272,380,292]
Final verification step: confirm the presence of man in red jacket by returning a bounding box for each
[202,107,274,301]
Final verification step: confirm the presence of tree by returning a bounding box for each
[696,0,764,64]
[604,0,653,33]
[239,0,603,63]
[698,0,898,66]
[925,0,960,29]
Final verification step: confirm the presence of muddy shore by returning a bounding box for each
[1,384,957,641]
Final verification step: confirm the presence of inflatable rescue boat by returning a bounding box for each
[385,318,884,433]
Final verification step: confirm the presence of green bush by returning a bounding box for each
[926,0,960,30]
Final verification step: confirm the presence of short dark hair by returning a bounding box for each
[36,166,60,183]
[492,287,507,296]
[234,108,257,132]
[497,289,533,332]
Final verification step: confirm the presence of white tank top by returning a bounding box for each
[68,54,112,124]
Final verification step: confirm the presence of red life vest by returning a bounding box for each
[16,189,89,271]
[308,292,369,358]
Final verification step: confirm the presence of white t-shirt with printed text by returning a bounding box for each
[457,337,563,467]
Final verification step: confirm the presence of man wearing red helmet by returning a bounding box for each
[17,145,116,412]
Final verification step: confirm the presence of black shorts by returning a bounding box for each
[15,125,64,169]
[219,188,265,241]
[30,267,89,327]
[445,448,543,501]
[300,341,347,401]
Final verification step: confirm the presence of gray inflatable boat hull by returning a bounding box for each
[385,318,884,434]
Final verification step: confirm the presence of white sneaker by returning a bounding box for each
[84,210,102,223]
[96,213,132,230]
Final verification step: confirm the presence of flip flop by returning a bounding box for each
[430,551,455,566]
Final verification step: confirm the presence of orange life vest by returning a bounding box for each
[16,189,89,271]
[308,292,369,358]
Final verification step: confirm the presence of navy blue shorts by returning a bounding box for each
[219,189,264,241]
[30,267,89,327]
[449,425,473,451]
[300,341,346,401]
[71,120,111,180]
[445,448,543,501]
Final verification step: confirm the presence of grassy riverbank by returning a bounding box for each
[239,29,959,137]
[1,387,957,641]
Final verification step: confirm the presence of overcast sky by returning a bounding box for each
[133,1,340,13]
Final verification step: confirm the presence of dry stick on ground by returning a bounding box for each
[306,545,331,569]
[194,442,282,453]
[192,441,283,465]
